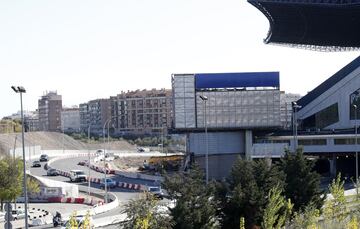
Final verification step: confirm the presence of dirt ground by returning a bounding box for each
[113,156,151,171]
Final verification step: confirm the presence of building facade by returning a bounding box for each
[38,92,62,132]
[172,72,281,179]
[280,92,301,129]
[79,99,111,136]
[61,107,80,133]
[115,89,172,135]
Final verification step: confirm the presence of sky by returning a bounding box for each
[1,0,359,118]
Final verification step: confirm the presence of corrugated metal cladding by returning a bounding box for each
[188,132,245,155]
[197,90,281,128]
[195,72,279,89]
[172,74,196,129]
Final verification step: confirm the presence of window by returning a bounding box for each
[334,138,356,145]
[298,139,326,145]
[302,103,339,129]
[350,88,360,120]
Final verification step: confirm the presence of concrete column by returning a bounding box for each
[329,154,337,177]
[245,130,252,160]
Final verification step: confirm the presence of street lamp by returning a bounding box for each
[292,101,302,152]
[11,85,29,229]
[199,95,209,184]
[87,125,91,196]
[102,116,117,203]
[354,104,358,195]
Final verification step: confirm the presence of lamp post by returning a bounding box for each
[354,104,358,195]
[102,116,117,203]
[292,101,302,152]
[199,95,209,184]
[11,86,29,229]
[87,125,91,196]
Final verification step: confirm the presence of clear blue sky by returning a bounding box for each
[1,0,358,118]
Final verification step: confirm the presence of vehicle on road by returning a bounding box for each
[12,209,26,220]
[147,186,164,199]
[39,154,49,162]
[100,178,117,189]
[60,215,94,229]
[47,168,58,176]
[32,161,41,168]
[69,170,87,182]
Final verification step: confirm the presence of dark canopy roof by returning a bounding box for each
[248,0,360,50]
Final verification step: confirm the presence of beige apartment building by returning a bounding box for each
[115,89,172,135]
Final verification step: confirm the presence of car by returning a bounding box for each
[99,178,117,189]
[32,161,41,168]
[147,186,164,199]
[39,154,49,162]
[47,168,58,176]
[12,209,26,220]
[69,170,87,182]
[77,160,89,166]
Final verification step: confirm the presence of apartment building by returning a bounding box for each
[115,89,172,135]
[38,91,62,132]
[61,107,80,133]
[79,99,111,135]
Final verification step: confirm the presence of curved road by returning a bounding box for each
[29,156,157,221]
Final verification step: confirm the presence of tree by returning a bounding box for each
[27,177,40,196]
[163,165,219,229]
[67,211,78,229]
[262,185,293,229]
[80,210,91,229]
[122,192,172,229]
[323,173,347,223]
[216,158,285,228]
[0,156,23,210]
[279,148,324,212]
[290,205,320,229]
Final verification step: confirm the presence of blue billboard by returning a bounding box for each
[194,72,279,89]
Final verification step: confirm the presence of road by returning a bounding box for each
[29,155,160,223]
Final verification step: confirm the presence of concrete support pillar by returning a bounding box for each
[329,154,337,177]
[245,130,253,160]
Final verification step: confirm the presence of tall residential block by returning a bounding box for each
[38,91,62,132]
[79,99,111,135]
[61,107,80,133]
[115,89,172,135]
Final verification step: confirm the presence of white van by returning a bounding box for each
[69,170,87,182]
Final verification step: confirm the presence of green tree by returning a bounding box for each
[290,205,320,229]
[216,158,285,228]
[262,185,293,229]
[279,148,324,212]
[122,191,172,229]
[27,177,40,196]
[80,210,91,229]
[163,165,219,229]
[324,173,347,223]
[0,156,23,210]
[67,211,78,229]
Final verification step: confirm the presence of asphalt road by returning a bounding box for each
[29,157,144,220]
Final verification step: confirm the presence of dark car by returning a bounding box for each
[47,168,58,176]
[32,161,41,168]
[39,154,49,162]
